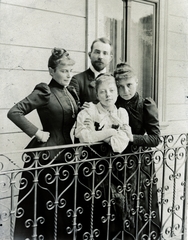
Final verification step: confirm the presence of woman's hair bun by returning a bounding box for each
[51,48,68,59]
[48,47,75,69]
[114,62,136,80]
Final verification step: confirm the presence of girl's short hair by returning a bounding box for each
[114,62,136,80]
[95,73,116,92]
[48,48,75,69]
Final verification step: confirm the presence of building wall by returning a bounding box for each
[162,0,188,135]
[0,0,87,152]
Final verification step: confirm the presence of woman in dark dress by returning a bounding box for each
[113,63,161,240]
[7,48,79,239]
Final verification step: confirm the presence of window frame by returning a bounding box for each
[122,0,160,103]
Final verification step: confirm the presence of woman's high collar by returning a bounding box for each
[49,79,66,89]
[119,92,139,104]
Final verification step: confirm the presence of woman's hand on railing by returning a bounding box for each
[120,124,133,142]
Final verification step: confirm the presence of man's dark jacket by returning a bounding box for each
[70,68,98,105]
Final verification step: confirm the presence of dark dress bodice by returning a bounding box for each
[36,80,78,146]
[8,79,79,149]
[116,92,161,147]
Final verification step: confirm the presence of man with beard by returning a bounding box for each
[70,37,113,105]
[69,38,113,238]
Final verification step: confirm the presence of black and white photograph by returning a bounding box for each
[0,0,187,239]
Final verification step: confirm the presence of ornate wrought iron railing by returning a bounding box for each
[0,134,187,240]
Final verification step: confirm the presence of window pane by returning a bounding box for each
[129,1,155,98]
[97,0,124,72]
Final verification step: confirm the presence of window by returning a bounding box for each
[97,0,124,72]
[125,0,159,101]
[95,0,159,101]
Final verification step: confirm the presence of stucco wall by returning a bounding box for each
[0,0,87,152]
[163,0,188,135]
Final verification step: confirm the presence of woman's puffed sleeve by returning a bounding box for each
[110,131,129,153]
[133,97,161,147]
[118,107,129,125]
[7,83,51,137]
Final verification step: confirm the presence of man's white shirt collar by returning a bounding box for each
[89,65,106,79]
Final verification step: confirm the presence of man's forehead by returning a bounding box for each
[93,41,111,51]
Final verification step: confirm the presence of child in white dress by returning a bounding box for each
[75,73,131,153]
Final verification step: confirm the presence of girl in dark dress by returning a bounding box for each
[113,63,161,239]
[7,48,79,239]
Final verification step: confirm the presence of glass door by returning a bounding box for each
[126,0,159,100]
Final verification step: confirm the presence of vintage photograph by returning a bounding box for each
[0,0,187,239]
